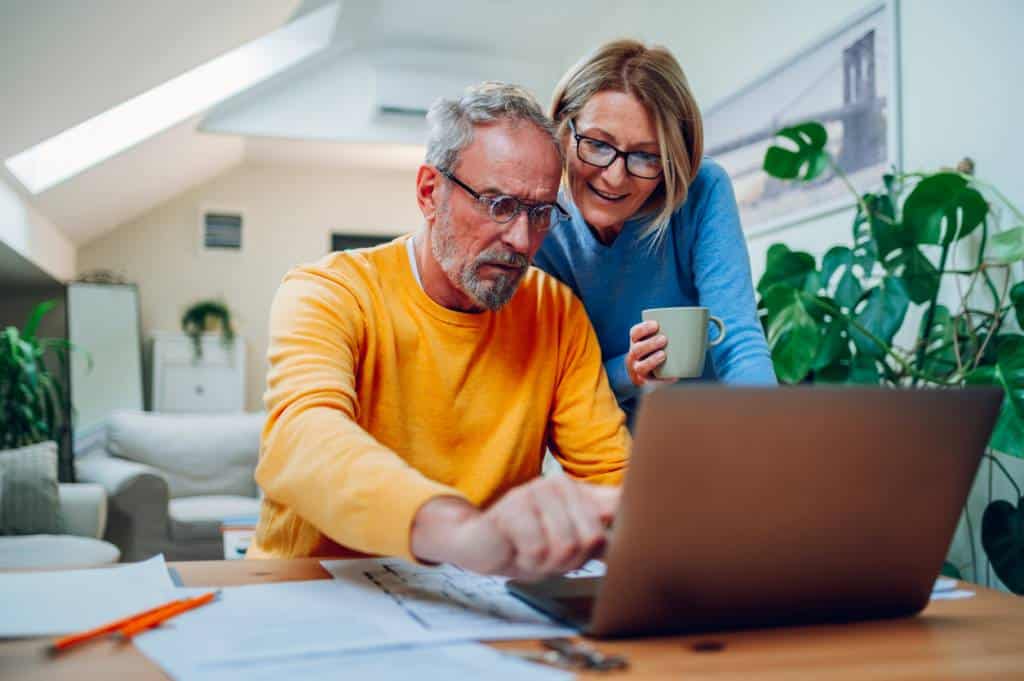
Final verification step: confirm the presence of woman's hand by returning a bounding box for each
[625,320,674,386]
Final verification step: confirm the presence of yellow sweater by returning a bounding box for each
[251,235,630,561]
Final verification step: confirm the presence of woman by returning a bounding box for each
[534,39,776,425]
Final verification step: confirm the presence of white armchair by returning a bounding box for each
[0,482,120,570]
[76,410,264,562]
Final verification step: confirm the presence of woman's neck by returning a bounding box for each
[588,221,625,246]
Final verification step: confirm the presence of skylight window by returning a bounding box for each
[5,2,339,195]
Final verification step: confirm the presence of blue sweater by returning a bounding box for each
[534,159,776,423]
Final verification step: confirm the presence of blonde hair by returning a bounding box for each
[550,39,704,240]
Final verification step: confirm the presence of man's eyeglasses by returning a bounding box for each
[439,170,568,232]
[569,119,663,179]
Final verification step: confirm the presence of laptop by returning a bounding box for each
[508,385,1003,638]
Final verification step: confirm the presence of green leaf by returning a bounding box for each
[986,226,1024,265]
[1012,282,1024,329]
[903,173,988,245]
[811,314,848,372]
[847,354,882,384]
[918,305,958,378]
[820,247,862,309]
[887,246,940,305]
[863,193,908,262]
[22,301,56,341]
[851,204,878,274]
[940,561,963,579]
[757,244,818,296]
[971,335,1024,458]
[765,289,820,384]
[990,399,1024,459]
[982,498,1024,594]
[850,277,911,358]
[763,122,829,181]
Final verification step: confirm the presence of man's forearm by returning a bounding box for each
[410,495,480,564]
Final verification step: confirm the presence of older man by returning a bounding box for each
[251,82,629,580]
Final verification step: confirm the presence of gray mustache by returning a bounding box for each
[478,251,528,270]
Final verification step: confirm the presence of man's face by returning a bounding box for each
[430,120,562,311]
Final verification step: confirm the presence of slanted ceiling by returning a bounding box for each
[0,0,302,245]
[4,0,845,248]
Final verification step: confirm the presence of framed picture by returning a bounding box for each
[704,1,902,236]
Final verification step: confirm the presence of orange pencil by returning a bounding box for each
[48,598,187,654]
[119,590,219,640]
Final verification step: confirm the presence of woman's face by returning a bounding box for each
[567,90,662,239]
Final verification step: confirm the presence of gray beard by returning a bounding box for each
[431,205,528,311]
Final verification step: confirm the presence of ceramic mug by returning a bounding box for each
[641,306,726,379]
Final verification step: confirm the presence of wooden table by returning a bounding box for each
[4,558,1024,680]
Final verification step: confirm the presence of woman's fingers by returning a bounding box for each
[629,320,659,342]
[627,326,669,385]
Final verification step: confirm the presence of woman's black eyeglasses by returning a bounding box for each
[569,119,663,179]
[440,169,568,232]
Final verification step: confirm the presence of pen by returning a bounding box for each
[119,590,219,639]
[49,598,188,654]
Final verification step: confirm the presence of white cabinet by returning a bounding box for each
[150,332,246,413]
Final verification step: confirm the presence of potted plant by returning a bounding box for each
[0,301,81,482]
[757,122,1024,593]
[181,300,235,361]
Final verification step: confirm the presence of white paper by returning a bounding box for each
[132,579,573,679]
[0,555,177,637]
[139,638,571,681]
[321,558,575,640]
[930,589,975,600]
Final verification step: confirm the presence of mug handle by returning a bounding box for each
[708,316,727,347]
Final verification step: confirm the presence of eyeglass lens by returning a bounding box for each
[578,138,661,179]
[489,196,555,228]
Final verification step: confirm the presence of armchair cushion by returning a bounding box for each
[106,411,263,498]
[0,442,63,536]
[168,495,262,542]
[0,535,119,570]
[58,482,108,539]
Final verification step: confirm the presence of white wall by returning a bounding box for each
[77,162,420,411]
[0,177,75,282]
[708,0,1024,590]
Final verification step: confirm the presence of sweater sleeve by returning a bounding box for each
[254,267,466,561]
[547,298,631,484]
[689,169,777,385]
[603,352,642,404]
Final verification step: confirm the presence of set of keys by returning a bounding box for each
[505,637,629,672]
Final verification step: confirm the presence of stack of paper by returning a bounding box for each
[0,555,180,637]
[131,559,577,680]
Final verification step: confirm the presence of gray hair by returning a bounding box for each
[425,81,562,172]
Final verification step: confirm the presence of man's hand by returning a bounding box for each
[411,476,620,581]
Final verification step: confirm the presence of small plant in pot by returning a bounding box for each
[0,301,83,482]
[181,300,235,361]
[757,122,1024,593]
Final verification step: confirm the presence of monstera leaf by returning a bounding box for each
[821,247,862,310]
[763,122,829,181]
[1012,282,1024,328]
[918,305,958,379]
[888,246,940,305]
[757,244,818,296]
[967,335,1024,458]
[903,173,988,245]
[762,287,820,384]
[987,226,1024,265]
[850,276,910,358]
[982,498,1024,594]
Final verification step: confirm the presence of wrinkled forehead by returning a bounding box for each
[455,120,562,200]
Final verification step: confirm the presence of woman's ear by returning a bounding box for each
[416,165,441,222]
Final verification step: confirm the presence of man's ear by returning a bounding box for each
[416,165,442,222]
